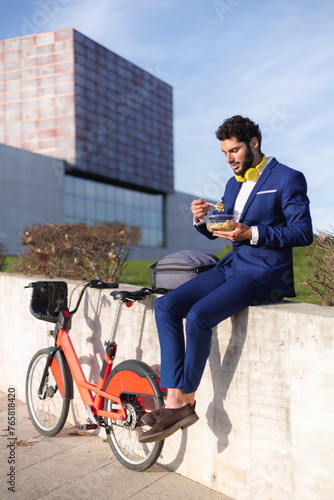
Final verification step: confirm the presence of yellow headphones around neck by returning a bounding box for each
[235,154,267,182]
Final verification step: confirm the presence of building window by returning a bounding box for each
[64,175,164,248]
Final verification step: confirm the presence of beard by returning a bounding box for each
[239,143,255,176]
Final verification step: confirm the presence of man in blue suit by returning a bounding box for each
[139,115,313,444]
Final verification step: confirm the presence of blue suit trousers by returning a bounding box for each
[154,264,276,393]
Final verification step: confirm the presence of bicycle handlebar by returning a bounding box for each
[25,279,119,291]
[26,279,162,323]
[70,280,119,315]
[88,279,119,289]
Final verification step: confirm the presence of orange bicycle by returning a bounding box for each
[25,279,165,471]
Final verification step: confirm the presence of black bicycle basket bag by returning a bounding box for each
[28,281,68,323]
[149,250,219,292]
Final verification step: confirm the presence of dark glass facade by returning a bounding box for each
[73,30,173,193]
[64,175,164,248]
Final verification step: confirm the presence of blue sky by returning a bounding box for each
[1,0,333,233]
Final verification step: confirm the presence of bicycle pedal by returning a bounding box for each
[77,423,98,431]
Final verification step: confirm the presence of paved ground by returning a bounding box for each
[0,392,233,500]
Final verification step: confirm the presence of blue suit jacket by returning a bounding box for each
[196,158,313,297]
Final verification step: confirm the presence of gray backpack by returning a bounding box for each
[149,250,219,292]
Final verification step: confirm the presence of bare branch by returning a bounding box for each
[302,227,334,306]
[15,222,131,282]
[0,241,8,272]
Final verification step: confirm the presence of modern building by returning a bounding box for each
[0,29,224,260]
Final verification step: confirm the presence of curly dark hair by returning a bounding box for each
[215,115,262,151]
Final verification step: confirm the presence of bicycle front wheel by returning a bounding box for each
[103,359,164,471]
[25,348,71,437]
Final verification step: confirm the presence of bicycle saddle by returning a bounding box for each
[110,288,153,301]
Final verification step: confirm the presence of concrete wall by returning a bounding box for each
[1,272,333,499]
[0,144,64,254]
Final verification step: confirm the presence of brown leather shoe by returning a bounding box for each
[141,406,164,427]
[139,403,199,443]
[141,401,196,427]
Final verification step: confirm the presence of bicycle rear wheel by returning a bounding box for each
[103,359,164,471]
[25,348,72,437]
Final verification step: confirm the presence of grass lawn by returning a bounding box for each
[3,256,16,273]
[290,245,322,305]
[121,259,156,287]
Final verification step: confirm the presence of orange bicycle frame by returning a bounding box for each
[53,327,126,421]
[52,327,158,422]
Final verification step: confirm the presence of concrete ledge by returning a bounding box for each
[1,273,334,499]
